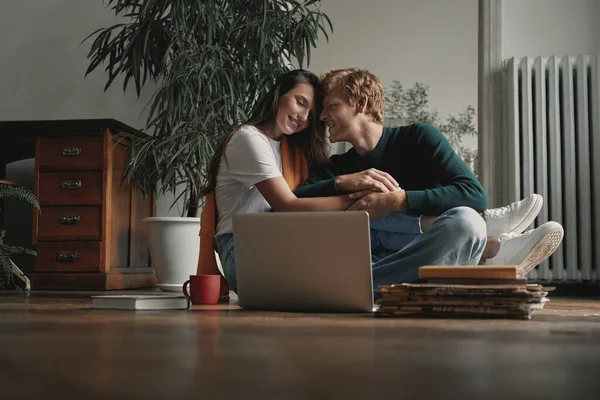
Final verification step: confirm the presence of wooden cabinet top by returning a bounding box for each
[0,119,148,139]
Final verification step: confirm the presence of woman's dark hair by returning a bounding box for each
[201,69,329,197]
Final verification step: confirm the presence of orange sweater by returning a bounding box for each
[197,134,309,298]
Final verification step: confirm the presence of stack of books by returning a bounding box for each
[375,266,553,320]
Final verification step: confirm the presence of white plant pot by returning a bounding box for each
[144,217,200,292]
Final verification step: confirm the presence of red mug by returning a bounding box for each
[182,274,221,305]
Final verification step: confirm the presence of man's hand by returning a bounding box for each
[347,190,408,220]
[335,169,399,193]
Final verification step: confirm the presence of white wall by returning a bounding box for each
[0,1,154,126]
[310,0,479,153]
[503,0,600,58]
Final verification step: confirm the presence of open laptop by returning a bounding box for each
[232,211,374,313]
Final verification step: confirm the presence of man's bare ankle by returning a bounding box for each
[482,236,501,260]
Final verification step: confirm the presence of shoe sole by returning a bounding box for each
[511,194,544,235]
[517,226,564,276]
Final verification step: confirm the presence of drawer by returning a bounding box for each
[38,206,102,241]
[35,242,101,272]
[38,136,104,170]
[39,171,103,205]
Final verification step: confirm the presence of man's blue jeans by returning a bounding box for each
[369,207,487,292]
[370,211,423,254]
[215,206,487,296]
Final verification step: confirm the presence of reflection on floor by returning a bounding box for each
[1,289,600,399]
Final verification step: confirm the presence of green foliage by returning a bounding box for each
[0,185,40,210]
[84,0,333,216]
[0,183,40,289]
[384,81,478,175]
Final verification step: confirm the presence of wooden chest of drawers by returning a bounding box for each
[1,119,156,290]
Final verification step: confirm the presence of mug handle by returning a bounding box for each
[182,280,191,299]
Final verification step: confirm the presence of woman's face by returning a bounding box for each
[272,82,315,138]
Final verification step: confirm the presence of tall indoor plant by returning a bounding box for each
[84,0,332,289]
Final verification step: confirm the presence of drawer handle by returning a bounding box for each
[61,180,82,190]
[57,252,78,262]
[62,147,81,156]
[60,216,80,225]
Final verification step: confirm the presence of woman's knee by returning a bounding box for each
[215,234,238,292]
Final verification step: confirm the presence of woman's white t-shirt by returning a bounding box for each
[215,125,282,237]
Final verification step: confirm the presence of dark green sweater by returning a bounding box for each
[293,123,488,215]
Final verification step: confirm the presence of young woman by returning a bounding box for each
[199,70,354,293]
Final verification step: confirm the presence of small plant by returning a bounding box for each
[0,182,40,289]
[384,81,479,175]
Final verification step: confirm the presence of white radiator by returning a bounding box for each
[504,55,600,282]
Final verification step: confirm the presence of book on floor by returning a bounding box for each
[90,295,189,311]
[424,278,528,285]
[418,265,519,280]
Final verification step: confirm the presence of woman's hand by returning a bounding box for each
[257,177,354,212]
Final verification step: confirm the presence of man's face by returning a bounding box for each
[320,87,361,143]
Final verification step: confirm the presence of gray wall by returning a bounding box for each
[0,1,153,124]
[311,0,479,153]
[503,0,600,58]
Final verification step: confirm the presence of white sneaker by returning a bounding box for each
[485,221,564,276]
[484,193,544,237]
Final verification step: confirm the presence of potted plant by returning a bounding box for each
[0,180,40,290]
[83,0,332,290]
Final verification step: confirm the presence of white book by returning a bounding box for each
[91,295,189,311]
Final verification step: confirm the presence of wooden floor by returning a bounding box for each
[2,290,600,399]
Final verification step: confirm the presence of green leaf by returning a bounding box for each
[0,184,40,210]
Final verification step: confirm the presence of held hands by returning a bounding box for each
[347,189,407,220]
[335,169,399,193]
